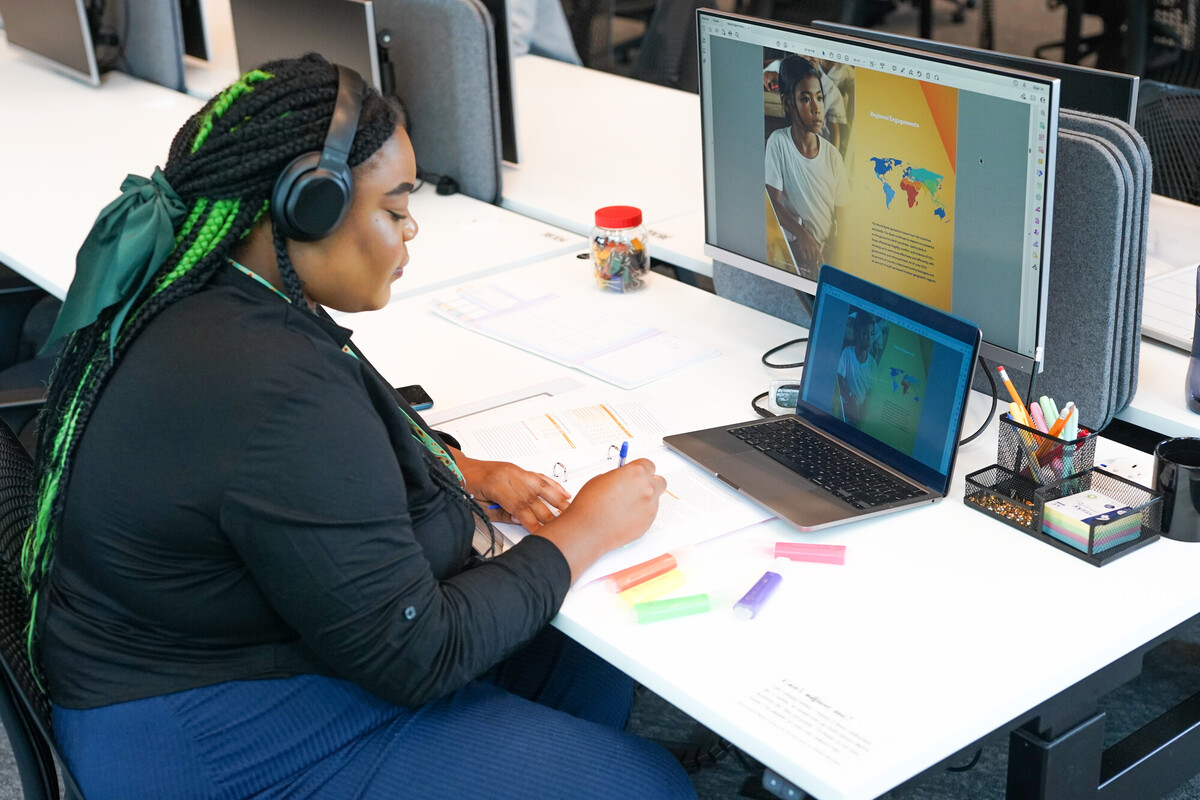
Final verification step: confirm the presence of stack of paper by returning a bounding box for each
[1042,489,1142,554]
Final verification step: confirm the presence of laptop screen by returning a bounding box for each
[798,266,980,494]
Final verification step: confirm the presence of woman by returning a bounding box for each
[27,55,695,799]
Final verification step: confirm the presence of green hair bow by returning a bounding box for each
[46,168,187,356]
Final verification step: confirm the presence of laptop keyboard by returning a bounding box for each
[729,418,925,509]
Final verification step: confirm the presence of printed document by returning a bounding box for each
[431,281,718,388]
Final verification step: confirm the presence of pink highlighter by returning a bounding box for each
[772,542,846,565]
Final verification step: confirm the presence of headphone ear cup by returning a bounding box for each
[271,152,354,242]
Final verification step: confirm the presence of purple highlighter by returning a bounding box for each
[732,571,782,620]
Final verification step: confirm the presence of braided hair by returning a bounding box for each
[21,54,441,675]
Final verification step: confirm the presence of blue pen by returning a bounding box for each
[618,441,629,467]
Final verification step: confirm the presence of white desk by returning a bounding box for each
[340,250,1196,800]
[0,36,584,304]
[391,192,585,300]
[0,32,204,299]
[504,56,709,275]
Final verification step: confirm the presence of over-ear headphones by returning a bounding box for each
[271,65,366,242]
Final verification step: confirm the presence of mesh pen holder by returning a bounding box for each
[1033,468,1162,565]
[997,414,1096,485]
[965,464,1040,531]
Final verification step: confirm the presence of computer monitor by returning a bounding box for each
[698,10,1060,372]
[811,19,1138,125]
[477,0,521,163]
[229,0,382,92]
[0,0,101,86]
[179,0,209,61]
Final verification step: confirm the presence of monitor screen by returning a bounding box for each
[0,0,100,86]
[698,10,1060,371]
[230,0,382,92]
[810,20,1137,125]
[800,266,980,492]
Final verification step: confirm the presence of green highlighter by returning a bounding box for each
[1038,396,1060,427]
[632,593,714,624]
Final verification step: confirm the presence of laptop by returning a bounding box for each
[664,266,982,531]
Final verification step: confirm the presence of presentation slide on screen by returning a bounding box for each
[760,48,958,309]
[817,304,931,458]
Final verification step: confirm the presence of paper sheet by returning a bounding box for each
[435,388,671,476]
[436,388,775,587]
[431,282,718,388]
[497,446,774,587]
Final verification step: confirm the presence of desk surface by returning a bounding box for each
[339,249,1193,800]
[502,56,706,245]
[0,32,584,303]
[0,33,204,299]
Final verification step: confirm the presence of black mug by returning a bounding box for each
[1154,438,1200,542]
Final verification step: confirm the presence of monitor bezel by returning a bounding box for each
[697,9,1060,376]
[809,19,1137,126]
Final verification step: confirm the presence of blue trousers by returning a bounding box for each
[52,628,696,800]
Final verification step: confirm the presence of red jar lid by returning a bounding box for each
[594,205,643,229]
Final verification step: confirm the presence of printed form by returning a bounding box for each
[431,281,718,388]
[435,389,774,586]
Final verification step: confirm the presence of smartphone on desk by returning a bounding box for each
[397,384,434,410]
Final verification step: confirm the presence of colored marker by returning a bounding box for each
[1045,402,1075,440]
[632,593,714,624]
[772,542,846,565]
[618,441,629,467]
[997,366,1032,427]
[1038,396,1060,427]
[733,571,782,619]
[1008,406,1044,478]
[1028,402,1049,433]
[604,549,693,592]
[1036,402,1075,459]
[1064,406,1079,473]
[619,569,686,606]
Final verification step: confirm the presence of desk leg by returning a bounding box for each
[1007,713,1105,800]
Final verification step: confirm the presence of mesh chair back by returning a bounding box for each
[630,0,706,92]
[1136,81,1200,204]
[0,420,83,799]
[561,0,617,69]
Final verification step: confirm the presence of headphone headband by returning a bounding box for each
[271,64,367,242]
[317,66,365,174]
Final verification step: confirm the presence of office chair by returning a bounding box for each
[629,0,709,91]
[560,0,618,69]
[0,418,85,800]
[0,266,60,457]
[1136,80,1200,204]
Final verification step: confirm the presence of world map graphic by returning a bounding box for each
[870,157,949,222]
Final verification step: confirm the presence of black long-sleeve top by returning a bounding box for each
[41,263,571,710]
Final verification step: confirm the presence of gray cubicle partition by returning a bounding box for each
[715,112,1152,433]
[374,0,504,204]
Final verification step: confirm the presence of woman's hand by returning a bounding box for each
[453,449,571,533]
[538,459,667,583]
